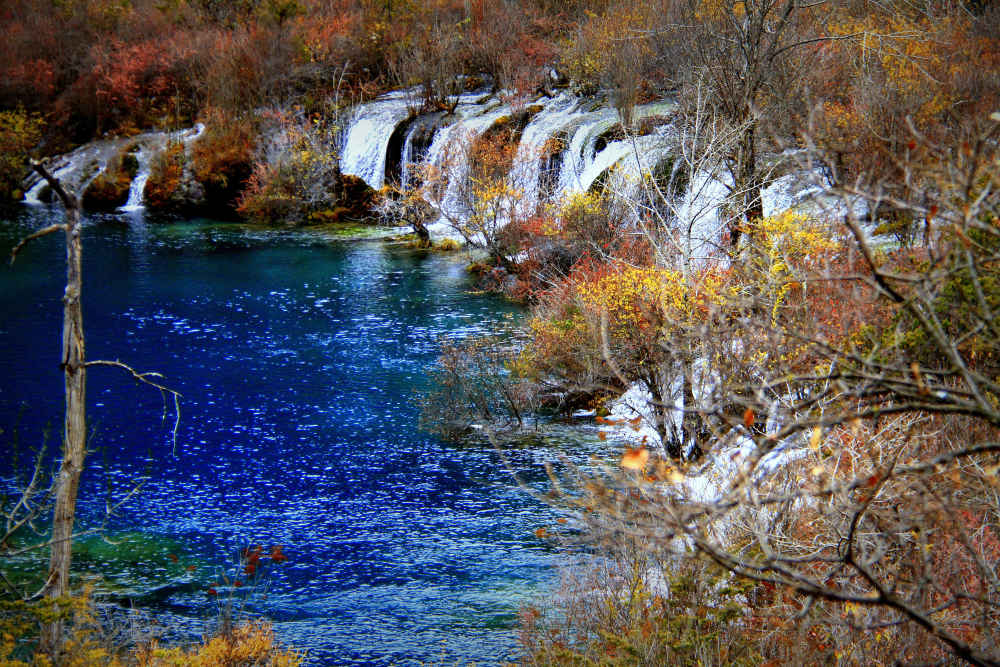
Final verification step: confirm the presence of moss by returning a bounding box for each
[82,158,132,210]
[435,237,462,251]
[121,151,139,179]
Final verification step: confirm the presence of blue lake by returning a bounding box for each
[0,207,577,664]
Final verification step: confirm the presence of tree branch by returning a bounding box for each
[85,360,183,454]
[9,224,67,266]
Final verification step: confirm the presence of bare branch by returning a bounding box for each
[85,360,183,454]
[9,224,67,266]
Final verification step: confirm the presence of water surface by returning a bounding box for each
[0,208,575,664]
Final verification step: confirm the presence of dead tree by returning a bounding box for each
[10,160,180,653]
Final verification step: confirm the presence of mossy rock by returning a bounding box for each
[121,152,140,179]
[338,174,378,219]
[83,167,131,210]
[594,123,626,153]
[635,114,670,136]
[435,238,462,252]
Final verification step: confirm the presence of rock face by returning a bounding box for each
[82,150,138,210]
[36,119,381,224]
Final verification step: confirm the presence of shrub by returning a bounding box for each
[0,108,43,201]
[144,141,187,211]
[135,620,302,667]
[82,148,138,210]
[190,109,256,216]
[520,542,761,666]
[238,110,375,225]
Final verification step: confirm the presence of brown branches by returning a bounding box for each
[29,159,78,211]
[85,360,183,454]
[9,224,66,266]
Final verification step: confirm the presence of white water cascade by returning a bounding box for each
[120,123,205,211]
[399,112,444,191]
[423,100,511,230]
[23,124,205,209]
[557,101,676,197]
[336,91,689,240]
[507,94,583,219]
[23,140,121,204]
[122,145,152,211]
[340,90,421,191]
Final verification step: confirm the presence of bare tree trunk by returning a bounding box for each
[732,121,762,246]
[30,166,85,654]
[48,197,85,600]
[12,162,180,656]
[681,357,703,462]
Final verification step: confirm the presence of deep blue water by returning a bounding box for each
[0,207,571,664]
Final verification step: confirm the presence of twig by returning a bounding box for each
[85,360,183,454]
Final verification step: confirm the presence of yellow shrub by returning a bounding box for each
[136,621,302,667]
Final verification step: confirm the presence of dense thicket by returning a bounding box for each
[5,1,1000,664]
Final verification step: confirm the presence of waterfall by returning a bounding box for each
[556,109,620,196]
[555,101,675,199]
[423,100,511,231]
[23,141,116,204]
[340,90,420,190]
[121,146,151,211]
[507,94,583,219]
[23,124,205,208]
[399,112,444,191]
[119,124,204,211]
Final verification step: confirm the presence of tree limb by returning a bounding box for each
[85,360,183,454]
[9,224,67,266]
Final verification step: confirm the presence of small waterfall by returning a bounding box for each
[23,158,76,204]
[507,94,583,219]
[556,101,676,198]
[400,113,444,190]
[423,100,511,229]
[556,109,621,196]
[121,146,151,210]
[23,124,205,208]
[23,141,115,204]
[340,90,420,190]
[119,124,204,211]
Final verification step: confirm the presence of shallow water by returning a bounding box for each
[0,207,585,664]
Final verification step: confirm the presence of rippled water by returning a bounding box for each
[0,208,586,664]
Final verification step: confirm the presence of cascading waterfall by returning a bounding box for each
[122,146,152,211]
[507,94,583,219]
[336,91,686,240]
[23,124,205,208]
[120,124,205,211]
[399,112,444,191]
[557,101,676,197]
[340,90,421,191]
[422,100,511,230]
[23,141,118,204]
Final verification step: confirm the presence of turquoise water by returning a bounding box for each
[0,207,569,664]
